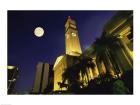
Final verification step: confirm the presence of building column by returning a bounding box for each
[117,38,133,69]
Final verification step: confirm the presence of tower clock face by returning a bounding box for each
[71,32,76,36]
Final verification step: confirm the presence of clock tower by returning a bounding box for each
[65,16,82,56]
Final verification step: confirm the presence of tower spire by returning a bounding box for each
[68,16,71,19]
[67,16,72,22]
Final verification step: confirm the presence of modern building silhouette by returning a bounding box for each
[32,62,50,94]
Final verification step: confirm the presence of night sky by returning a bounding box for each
[8,11,117,93]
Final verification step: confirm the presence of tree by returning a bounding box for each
[62,56,95,93]
[93,35,122,78]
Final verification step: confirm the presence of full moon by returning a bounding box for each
[34,27,44,37]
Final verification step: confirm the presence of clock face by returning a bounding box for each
[71,32,76,36]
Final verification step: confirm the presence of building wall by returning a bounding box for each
[53,55,67,91]
[33,62,42,93]
[32,62,50,93]
[53,54,81,91]
[42,63,49,93]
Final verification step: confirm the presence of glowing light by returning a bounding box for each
[7,66,15,70]
[34,27,44,37]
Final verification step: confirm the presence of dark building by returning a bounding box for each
[32,62,54,94]
[45,64,54,93]
[8,66,19,94]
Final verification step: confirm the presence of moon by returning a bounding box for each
[34,27,44,37]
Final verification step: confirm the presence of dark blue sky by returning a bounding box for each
[8,11,117,93]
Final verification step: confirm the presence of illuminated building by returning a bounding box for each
[53,16,82,91]
[53,11,133,92]
[65,16,82,56]
[32,62,50,94]
[8,66,19,94]
[103,11,133,74]
[84,11,133,78]
[53,55,66,91]
[53,54,80,91]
